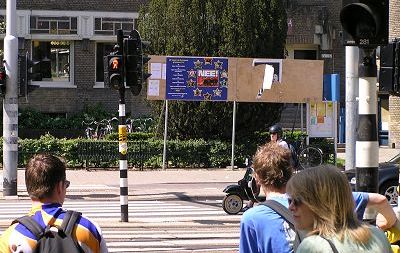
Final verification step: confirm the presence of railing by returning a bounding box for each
[17,140,233,170]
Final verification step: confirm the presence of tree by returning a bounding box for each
[138,0,287,143]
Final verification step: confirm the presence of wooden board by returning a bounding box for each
[147,56,324,103]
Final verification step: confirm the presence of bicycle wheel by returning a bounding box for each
[298,146,323,169]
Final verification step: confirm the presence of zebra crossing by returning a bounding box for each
[0,199,241,252]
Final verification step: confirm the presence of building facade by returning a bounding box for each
[0,0,151,119]
[1,0,399,146]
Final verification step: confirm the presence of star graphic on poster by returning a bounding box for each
[188,69,196,78]
[187,79,196,87]
[194,88,202,96]
[213,88,222,97]
[194,59,203,69]
[221,70,228,79]
[203,92,212,101]
[204,57,213,65]
[220,80,228,87]
[214,60,223,69]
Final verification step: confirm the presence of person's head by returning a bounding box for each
[269,124,283,142]
[252,142,293,191]
[286,165,370,242]
[25,154,69,203]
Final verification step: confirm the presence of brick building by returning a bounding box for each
[0,0,151,119]
[0,0,399,145]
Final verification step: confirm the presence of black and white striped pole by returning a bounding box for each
[355,49,379,195]
[104,30,128,221]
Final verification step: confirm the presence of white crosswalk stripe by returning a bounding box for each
[0,199,241,252]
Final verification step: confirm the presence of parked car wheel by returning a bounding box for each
[222,193,243,215]
[379,179,398,206]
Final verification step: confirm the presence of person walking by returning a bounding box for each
[286,165,392,253]
[0,154,108,253]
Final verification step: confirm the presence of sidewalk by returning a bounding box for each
[337,146,400,163]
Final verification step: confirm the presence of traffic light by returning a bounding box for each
[0,66,6,95]
[18,53,41,98]
[104,54,123,90]
[340,0,389,48]
[379,41,400,93]
[124,30,151,96]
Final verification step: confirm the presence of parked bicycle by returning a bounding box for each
[289,133,323,169]
[82,117,118,139]
[126,117,153,133]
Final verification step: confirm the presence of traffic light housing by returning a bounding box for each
[0,66,6,95]
[124,30,151,96]
[104,54,123,90]
[18,53,41,98]
[379,41,400,94]
[340,0,389,48]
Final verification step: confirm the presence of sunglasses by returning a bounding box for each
[64,180,70,189]
[288,197,302,207]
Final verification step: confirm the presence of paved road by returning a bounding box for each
[0,197,241,252]
[0,170,245,252]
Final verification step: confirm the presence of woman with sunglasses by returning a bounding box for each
[286,165,392,253]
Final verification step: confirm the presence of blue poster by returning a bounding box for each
[166,57,228,101]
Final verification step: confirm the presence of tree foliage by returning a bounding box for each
[139,0,287,142]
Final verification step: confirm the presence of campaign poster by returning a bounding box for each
[166,57,228,101]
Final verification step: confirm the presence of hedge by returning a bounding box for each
[0,132,335,169]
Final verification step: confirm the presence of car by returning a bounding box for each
[344,153,399,205]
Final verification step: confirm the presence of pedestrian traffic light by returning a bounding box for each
[379,41,400,94]
[0,66,6,96]
[18,53,41,98]
[340,0,389,48]
[124,30,151,96]
[104,54,123,90]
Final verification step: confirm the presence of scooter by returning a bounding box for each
[222,162,266,215]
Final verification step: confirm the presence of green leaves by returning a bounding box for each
[139,0,287,143]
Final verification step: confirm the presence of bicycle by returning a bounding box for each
[288,133,323,169]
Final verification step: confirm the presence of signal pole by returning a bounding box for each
[355,49,379,194]
[116,29,129,222]
[3,0,19,196]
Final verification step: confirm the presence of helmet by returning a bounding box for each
[269,124,283,136]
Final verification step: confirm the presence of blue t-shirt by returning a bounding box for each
[352,191,369,220]
[239,195,296,253]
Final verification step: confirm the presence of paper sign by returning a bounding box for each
[151,63,162,79]
[262,64,274,90]
[148,80,160,96]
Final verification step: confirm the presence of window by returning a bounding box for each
[294,50,317,60]
[96,42,116,83]
[30,16,77,35]
[94,17,134,35]
[32,40,72,84]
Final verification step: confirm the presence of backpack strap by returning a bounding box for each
[12,216,44,239]
[261,199,302,250]
[61,210,81,236]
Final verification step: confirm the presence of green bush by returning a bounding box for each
[0,131,336,169]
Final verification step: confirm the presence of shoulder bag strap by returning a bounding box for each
[261,199,301,249]
[320,236,340,253]
[262,199,295,226]
[12,216,44,239]
[60,210,82,235]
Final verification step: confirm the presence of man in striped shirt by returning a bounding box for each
[0,154,108,253]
